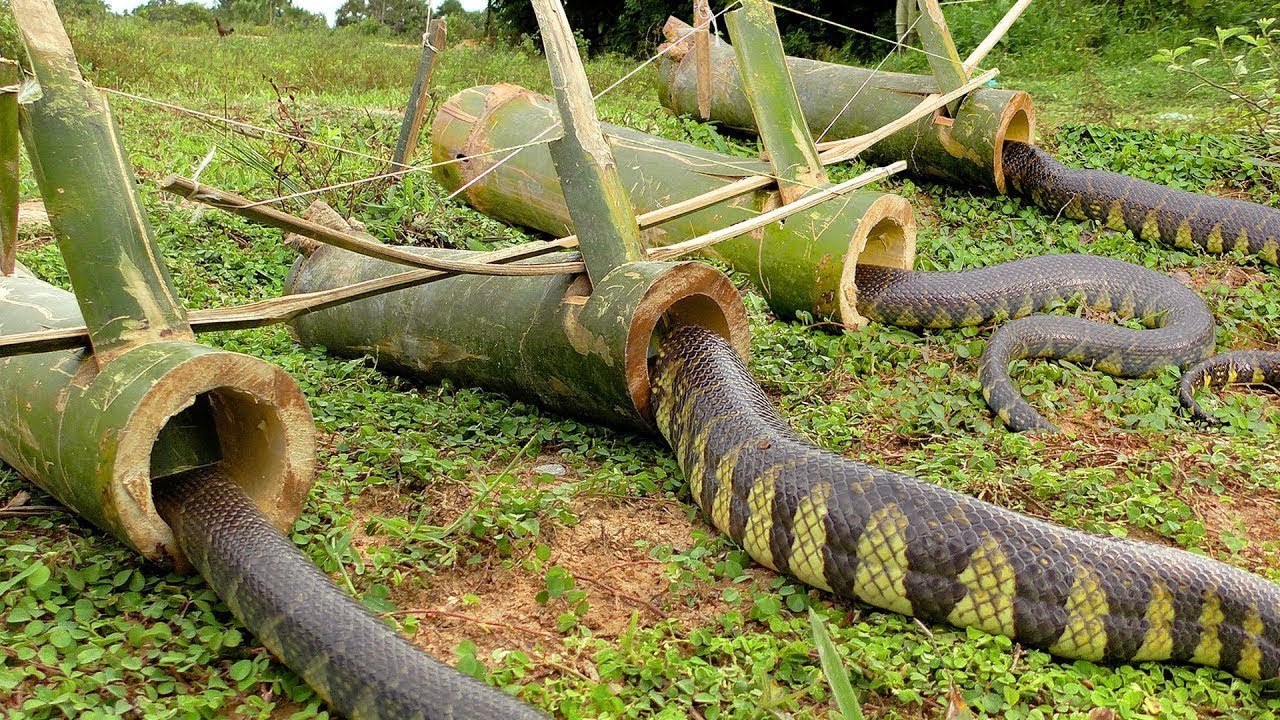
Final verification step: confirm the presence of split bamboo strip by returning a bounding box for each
[14,0,195,364]
[650,162,906,260]
[160,175,582,277]
[815,67,999,164]
[0,235,581,357]
[531,0,647,282]
[962,0,1032,73]
[726,0,827,204]
[913,0,969,114]
[694,0,713,119]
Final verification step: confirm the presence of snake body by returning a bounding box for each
[651,324,1280,680]
[154,466,548,720]
[853,255,1217,431]
[1180,350,1280,424]
[1002,140,1280,265]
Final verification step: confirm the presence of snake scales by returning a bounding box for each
[652,323,1280,681]
[143,142,1280,717]
[853,254,1218,432]
[1002,140,1280,265]
[154,466,548,720]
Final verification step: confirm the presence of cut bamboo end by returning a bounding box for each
[612,261,749,421]
[838,193,916,327]
[989,90,1035,194]
[0,275,316,568]
[133,350,316,569]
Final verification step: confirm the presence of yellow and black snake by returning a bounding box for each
[1002,140,1280,265]
[651,323,1280,681]
[853,254,1217,432]
[154,466,548,720]
[1180,350,1280,424]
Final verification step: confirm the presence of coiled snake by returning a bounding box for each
[1002,140,1280,265]
[853,254,1217,432]
[154,466,548,720]
[652,324,1280,681]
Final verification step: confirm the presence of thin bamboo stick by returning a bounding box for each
[159,175,582,277]
[391,18,447,170]
[694,0,713,119]
[650,162,905,260]
[0,236,580,356]
[0,59,19,277]
[814,67,998,163]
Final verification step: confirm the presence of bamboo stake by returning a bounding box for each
[725,0,827,204]
[391,18,447,170]
[14,0,195,365]
[650,161,906,260]
[159,175,581,277]
[530,0,647,283]
[963,0,1032,73]
[815,67,999,164]
[694,0,713,119]
[914,0,968,114]
[0,59,19,277]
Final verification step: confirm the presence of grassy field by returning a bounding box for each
[3,2,1280,718]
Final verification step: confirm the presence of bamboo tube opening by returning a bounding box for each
[838,194,917,327]
[615,261,749,423]
[133,353,315,570]
[989,93,1035,194]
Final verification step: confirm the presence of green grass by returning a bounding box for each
[3,6,1280,720]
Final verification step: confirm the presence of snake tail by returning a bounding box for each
[652,324,1280,680]
[1179,350,1280,424]
[154,466,548,720]
[1002,140,1280,265]
[854,256,1216,432]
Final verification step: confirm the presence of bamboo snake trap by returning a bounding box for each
[3,0,1280,718]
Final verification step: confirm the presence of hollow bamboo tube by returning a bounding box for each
[0,271,315,565]
[432,84,916,327]
[659,17,1035,193]
[286,246,749,430]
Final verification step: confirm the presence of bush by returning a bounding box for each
[1154,18,1280,160]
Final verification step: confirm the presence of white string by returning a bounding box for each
[239,136,560,209]
[104,87,396,166]
[768,1,989,72]
[816,11,925,143]
[450,0,744,203]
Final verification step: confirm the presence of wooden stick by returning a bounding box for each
[391,18,447,170]
[814,68,998,164]
[649,162,905,261]
[0,236,580,357]
[963,0,1032,73]
[159,175,581,277]
[693,0,712,119]
[0,59,19,277]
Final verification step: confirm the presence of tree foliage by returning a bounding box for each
[486,0,898,57]
[336,0,432,35]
